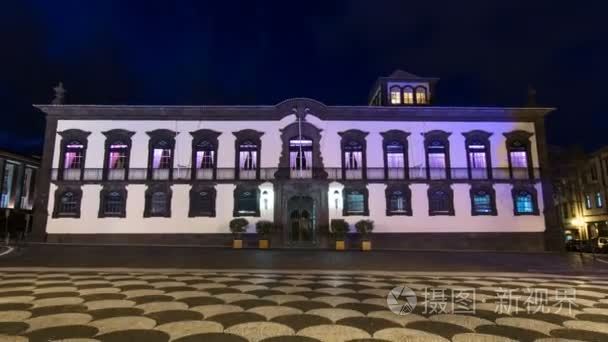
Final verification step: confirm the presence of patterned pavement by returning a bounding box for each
[0,268,607,341]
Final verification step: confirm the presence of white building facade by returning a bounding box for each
[32,72,561,250]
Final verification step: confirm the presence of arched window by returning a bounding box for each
[189,186,216,217]
[424,131,451,180]
[512,187,539,215]
[403,87,414,104]
[190,129,221,180]
[234,187,259,217]
[344,141,363,170]
[289,137,313,178]
[390,86,401,104]
[381,130,410,180]
[504,131,533,180]
[147,129,176,181]
[144,184,172,217]
[195,140,215,169]
[415,87,428,104]
[53,187,82,218]
[385,185,412,216]
[58,129,91,181]
[102,129,134,181]
[428,186,454,216]
[470,186,497,216]
[99,188,127,218]
[463,130,492,180]
[234,129,264,180]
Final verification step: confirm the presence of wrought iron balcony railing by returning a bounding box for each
[52,167,540,182]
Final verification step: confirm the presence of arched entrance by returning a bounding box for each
[287,195,316,246]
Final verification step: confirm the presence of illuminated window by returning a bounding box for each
[0,162,16,208]
[108,141,128,169]
[195,140,215,169]
[289,138,313,170]
[596,192,603,208]
[386,141,405,168]
[64,141,84,169]
[152,141,172,169]
[344,141,363,170]
[239,140,258,170]
[585,194,592,209]
[415,87,427,104]
[512,188,538,215]
[386,186,411,216]
[344,188,368,215]
[403,87,414,104]
[390,86,401,104]
[471,187,496,216]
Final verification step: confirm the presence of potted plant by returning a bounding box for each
[355,219,374,251]
[229,218,249,249]
[256,220,274,249]
[331,219,349,251]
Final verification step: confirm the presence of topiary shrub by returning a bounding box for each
[229,218,249,239]
[255,220,274,239]
[355,219,374,241]
[330,219,350,241]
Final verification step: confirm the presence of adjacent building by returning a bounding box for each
[552,146,608,241]
[0,149,39,237]
[32,71,561,250]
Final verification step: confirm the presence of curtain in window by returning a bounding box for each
[389,192,405,212]
[390,87,401,104]
[240,151,257,169]
[345,151,362,169]
[510,151,528,168]
[387,153,404,168]
[473,193,491,213]
[469,152,487,168]
[152,149,163,168]
[428,153,446,168]
[196,151,214,169]
[403,88,414,104]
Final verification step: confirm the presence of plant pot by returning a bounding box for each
[259,239,269,249]
[335,240,345,251]
[361,240,371,251]
[233,239,243,249]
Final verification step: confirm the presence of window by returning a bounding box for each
[99,188,127,218]
[108,142,128,169]
[52,187,82,218]
[403,87,414,104]
[340,130,368,179]
[234,130,264,180]
[428,185,454,216]
[0,162,16,208]
[20,167,36,210]
[381,130,410,180]
[290,138,313,170]
[144,184,172,217]
[195,141,215,169]
[585,194,592,209]
[234,187,259,217]
[189,187,216,217]
[64,141,84,169]
[343,188,368,216]
[415,87,427,104]
[190,129,221,180]
[344,141,363,169]
[390,86,401,104]
[512,187,539,215]
[597,192,603,208]
[239,140,257,170]
[463,131,492,179]
[386,185,412,216]
[424,131,451,180]
[58,129,91,181]
[504,131,533,179]
[470,186,497,216]
[147,129,176,181]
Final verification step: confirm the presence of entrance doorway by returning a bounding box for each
[287,195,316,245]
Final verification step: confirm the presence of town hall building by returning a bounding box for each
[31,71,562,250]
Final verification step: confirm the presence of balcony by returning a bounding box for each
[52,167,540,182]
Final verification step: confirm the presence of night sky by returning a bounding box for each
[1,1,606,156]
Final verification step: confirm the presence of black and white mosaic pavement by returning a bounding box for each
[0,268,607,341]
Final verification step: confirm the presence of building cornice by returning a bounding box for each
[33,99,555,122]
